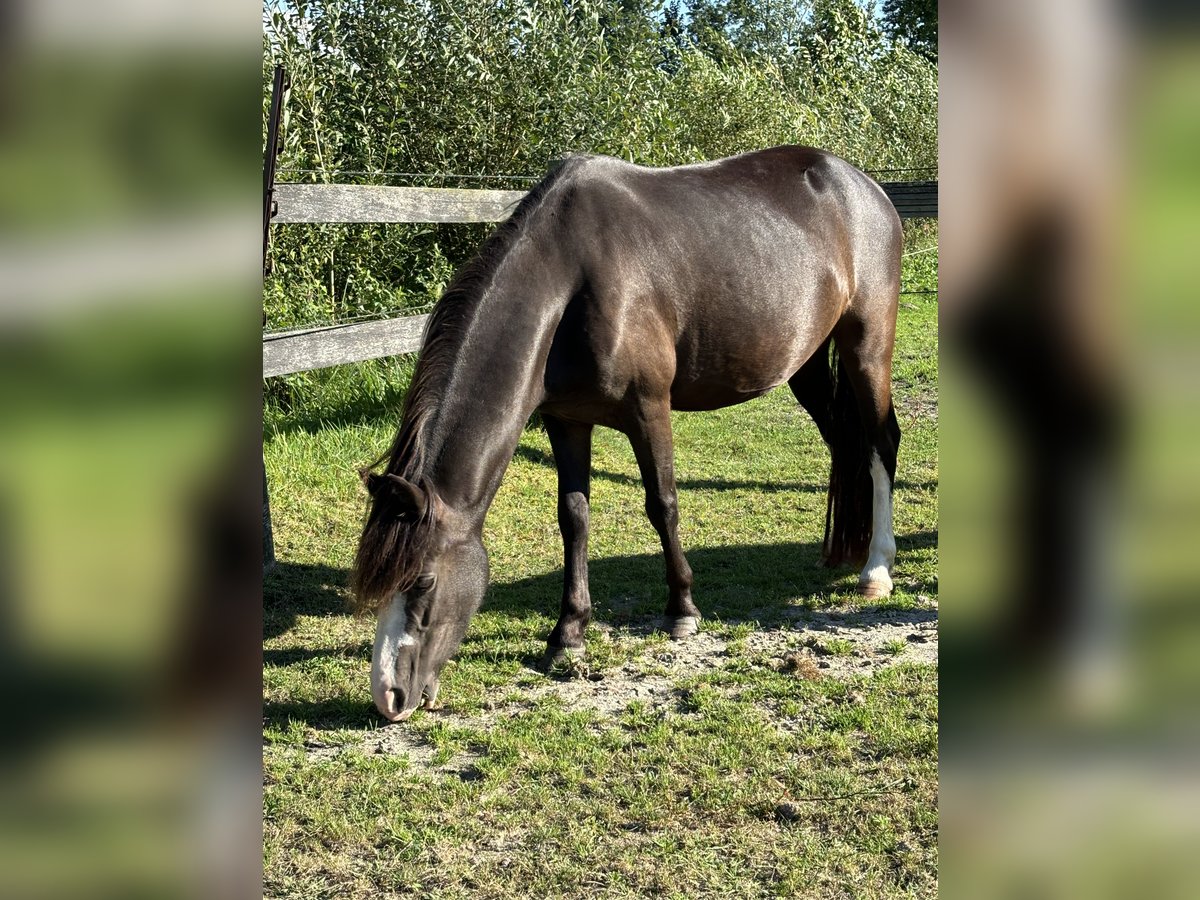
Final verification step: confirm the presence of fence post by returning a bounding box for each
[262,64,287,571]
[262,455,275,570]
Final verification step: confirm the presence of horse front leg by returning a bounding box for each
[625,402,702,639]
[544,415,594,662]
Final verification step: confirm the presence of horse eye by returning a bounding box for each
[413,573,437,592]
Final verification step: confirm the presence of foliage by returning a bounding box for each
[262,0,936,412]
[881,0,937,62]
[682,0,813,61]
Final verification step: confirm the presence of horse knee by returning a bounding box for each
[644,492,678,530]
[558,491,589,537]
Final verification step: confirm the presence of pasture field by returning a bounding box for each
[263,262,938,897]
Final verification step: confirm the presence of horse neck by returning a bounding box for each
[414,243,573,531]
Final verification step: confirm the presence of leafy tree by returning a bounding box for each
[881,0,937,61]
[684,0,811,62]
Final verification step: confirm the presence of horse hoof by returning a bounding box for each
[543,645,586,669]
[663,615,700,640]
[857,580,892,600]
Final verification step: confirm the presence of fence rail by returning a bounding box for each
[273,184,527,224]
[264,315,429,377]
[272,180,936,227]
[880,180,938,218]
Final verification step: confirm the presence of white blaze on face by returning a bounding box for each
[860,450,897,591]
[371,592,415,719]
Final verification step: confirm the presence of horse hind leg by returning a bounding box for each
[860,414,900,598]
[835,309,902,600]
[830,314,902,599]
[788,335,837,446]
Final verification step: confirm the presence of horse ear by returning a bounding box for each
[359,468,384,494]
[383,474,428,518]
[359,468,428,517]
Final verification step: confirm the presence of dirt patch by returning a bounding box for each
[528,630,729,717]
[279,726,483,776]
[744,606,938,678]
[527,604,937,715]
[279,601,936,769]
[897,380,938,424]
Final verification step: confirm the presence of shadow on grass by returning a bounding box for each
[263,697,381,734]
[512,445,829,494]
[513,444,937,495]
[483,533,938,628]
[265,534,937,640]
[264,561,354,642]
[263,644,371,668]
[263,533,937,730]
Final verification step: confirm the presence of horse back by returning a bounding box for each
[541,147,901,414]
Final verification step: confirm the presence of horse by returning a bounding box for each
[352,145,903,722]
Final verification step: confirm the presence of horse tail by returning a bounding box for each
[822,343,875,568]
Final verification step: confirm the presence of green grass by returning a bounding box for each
[819,637,856,658]
[263,288,938,898]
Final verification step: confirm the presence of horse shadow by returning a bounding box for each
[511,445,830,494]
[263,531,936,731]
[511,444,938,496]
[264,560,354,642]
[481,533,938,632]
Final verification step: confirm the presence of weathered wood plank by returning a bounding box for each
[262,457,275,571]
[880,180,937,219]
[273,184,528,224]
[274,180,937,223]
[263,314,430,377]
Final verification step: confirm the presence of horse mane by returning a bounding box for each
[349,155,587,611]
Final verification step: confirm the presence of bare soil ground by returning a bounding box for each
[304,600,938,773]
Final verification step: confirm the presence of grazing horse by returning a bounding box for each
[353,146,902,721]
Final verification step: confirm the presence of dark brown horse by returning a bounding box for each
[353,146,902,721]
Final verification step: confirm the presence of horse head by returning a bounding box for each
[352,471,488,721]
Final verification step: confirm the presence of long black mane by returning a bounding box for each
[378,154,585,481]
[350,156,584,609]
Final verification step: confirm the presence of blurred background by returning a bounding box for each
[0,0,1196,895]
[940,0,1200,896]
[0,1,260,897]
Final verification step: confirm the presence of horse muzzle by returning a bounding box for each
[374,677,440,722]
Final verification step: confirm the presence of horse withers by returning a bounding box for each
[352,146,902,722]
